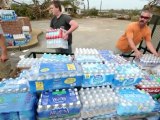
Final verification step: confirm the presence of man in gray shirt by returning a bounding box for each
[50,1,79,54]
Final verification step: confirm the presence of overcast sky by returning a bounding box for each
[82,0,149,10]
[17,0,149,10]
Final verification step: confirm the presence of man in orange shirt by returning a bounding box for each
[116,10,159,58]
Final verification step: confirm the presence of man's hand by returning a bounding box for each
[0,54,8,62]
[135,51,143,59]
[155,52,160,57]
[63,33,68,40]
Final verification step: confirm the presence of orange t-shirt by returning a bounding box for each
[116,22,151,53]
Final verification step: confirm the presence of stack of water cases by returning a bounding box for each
[151,65,160,77]
[113,63,144,87]
[41,53,73,63]
[99,49,143,86]
[81,63,114,87]
[17,54,73,69]
[98,50,127,64]
[0,10,17,21]
[80,86,119,119]
[74,48,103,63]
[13,48,160,119]
[117,88,155,116]
[140,54,160,64]
[28,61,83,92]
[136,74,160,94]
[46,29,68,49]
[22,26,30,35]
[4,33,31,47]
[17,58,41,69]
[37,88,81,120]
[13,34,27,46]
[0,78,37,120]
[135,54,160,68]
[22,26,32,43]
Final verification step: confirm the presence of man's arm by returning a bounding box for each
[125,23,142,58]
[127,37,142,58]
[145,28,159,56]
[63,20,79,40]
[146,40,159,56]
[67,20,79,34]
[0,34,8,62]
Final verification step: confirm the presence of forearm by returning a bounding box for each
[128,38,139,52]
[0,35,7,56]
[146,41,158,55]
[66,20,78,35]
[1,46,7,56]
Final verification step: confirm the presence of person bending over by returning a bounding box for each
[116,10,159,58]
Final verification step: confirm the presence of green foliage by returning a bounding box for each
[11,2,51,20]
[11,4,36,20]
[131,15,139,21]
[88,8,98,16]
[128,9,140,17]
[98,12,114,18]
[70,12,82,18]
[83,8,98,16]
[11,0,80,20]
[62,1,71,6]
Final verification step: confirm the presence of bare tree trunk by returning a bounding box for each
[87,0,89,10]
[32,0,41,19]
[83,3,85,11]
[100,0,102,12]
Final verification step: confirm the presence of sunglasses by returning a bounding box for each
[140,15,150,20]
